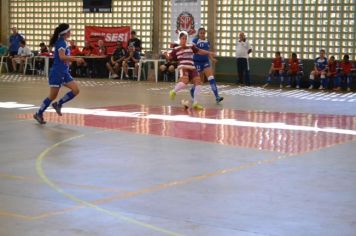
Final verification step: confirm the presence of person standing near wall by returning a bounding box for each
[8,27,24,71]
[236,31,252,86]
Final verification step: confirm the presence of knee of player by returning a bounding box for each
[160,65,167,72]
[72,87,80,95]
[168,65,175,72]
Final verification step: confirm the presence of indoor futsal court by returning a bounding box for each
[1,0,356,235]
[0,74,355,236]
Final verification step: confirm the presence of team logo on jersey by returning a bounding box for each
[175,11,196,35]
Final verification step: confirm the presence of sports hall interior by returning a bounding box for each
[0,1,355,236]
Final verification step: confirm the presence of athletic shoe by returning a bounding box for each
[169,89,176,100]
[181,99,190,110]
[347,87,351,92]
[296,85,300,89]
[318,85,324,90]
[262,83,269,88]
[192,103,203,110]
[52,102,62,116]
[286,85,291,88]
[308,85,313,89]
[333,87,341,91]
[216,96,224,104]
[280,84,283,89]
[33,113,46,124]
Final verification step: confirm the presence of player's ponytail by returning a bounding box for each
[49,23,70,47]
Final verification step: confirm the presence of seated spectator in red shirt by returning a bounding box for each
[35,42,49,73]
[322,55,338,90]
[93,40,107,56]
[286,53,302,89]
[38,42,49,56]
[69,40,81,56]
[263,51,285,88]
[92,40,108,77]
[82,41,94,56]
[336,54,355,92]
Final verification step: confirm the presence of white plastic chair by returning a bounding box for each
[0,56,9,74]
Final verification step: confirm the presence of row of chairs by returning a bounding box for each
[0,55,43,75]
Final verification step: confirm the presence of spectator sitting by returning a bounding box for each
[309,49,328,89]
[106,41,126,79]
[160,52,177,82]
[263,51,285,88]
[92,40,108,77]
[0,42,8,57]
[122,45,140,79]
[323,56,337,90]
[35,42,50,73]
[286,53,302,89]
[69,40,81,56]
[69,40,83,77]
[78,41,94,77]
[336,54,355,92]
[39,42,49,55]
[11,40,32,73]
[128,30,142,53]
[93,40,107,56]
[82,41,94,56]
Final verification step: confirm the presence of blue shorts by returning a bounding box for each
[194,61,210,73]
[48,68,73,88]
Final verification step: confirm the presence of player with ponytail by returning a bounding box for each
[33,23,84,124]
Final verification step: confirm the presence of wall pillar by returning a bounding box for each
[1,0,10,44]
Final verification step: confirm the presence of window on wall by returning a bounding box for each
[159,0,208,50]
[216,0,355,60]
[9,0,153,51]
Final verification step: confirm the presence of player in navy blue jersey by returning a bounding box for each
[33,23,84,124]
[191,27,223,104]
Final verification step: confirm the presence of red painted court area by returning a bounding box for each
[19,104,356,154]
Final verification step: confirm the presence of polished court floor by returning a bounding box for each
[0,74,355,236]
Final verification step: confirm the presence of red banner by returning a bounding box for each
[84,26,131,54]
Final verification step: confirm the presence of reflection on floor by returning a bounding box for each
[18,104,356,154]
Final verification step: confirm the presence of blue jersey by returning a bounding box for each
[192,38,209,62]
[48,37,73,87]
[314,57,328,71]
[9,33,24,53]
[53,37,70,72]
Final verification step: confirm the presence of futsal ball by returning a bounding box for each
[181,99,190,109]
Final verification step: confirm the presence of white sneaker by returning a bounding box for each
[286,85,291,88]
[296,85,300,89]
[318,85,324,90]
[280,84,283,89]
[308,85,313,89]
[347,87,351,92]
[112,73,119,79]
[262,83,269,88]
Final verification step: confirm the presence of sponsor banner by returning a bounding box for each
[84,26,131,54]
[171,0,201,43]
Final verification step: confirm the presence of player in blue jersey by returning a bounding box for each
[190,27,223,104]
[33,23,84,124]
[309,49,328,89]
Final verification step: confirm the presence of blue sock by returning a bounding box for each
[208,76,219,98]
[37,97,52,115]
[267,75,271,83]
[58,91,75,106]
[190,86,195,99]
